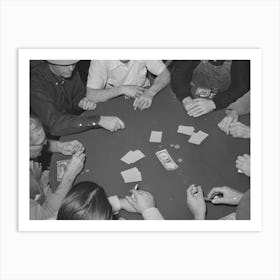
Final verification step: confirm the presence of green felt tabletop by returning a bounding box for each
[50,86,250,220]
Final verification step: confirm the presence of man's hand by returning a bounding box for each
[185,98,216,117]
[236,154,250,177]
[218,110,239,135]
[98,116,125,132]
[186,184,206,220]
[119,85,145,99]
[119,198,138,213]
[64,150,86,179]
[58,140,84,155]
[229,122,250,139]
[125,190,156,214]
[78,97,97,110]
[207,186,243,205]
[133,91,153,110]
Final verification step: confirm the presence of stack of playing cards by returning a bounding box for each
[177,125,195,136]
[188,130,208,145]
[121,167,142,183]
[57,159,70,181]
[120,150,145,164]
[149,131,163,143]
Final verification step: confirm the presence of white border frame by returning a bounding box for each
[19,49,262,232]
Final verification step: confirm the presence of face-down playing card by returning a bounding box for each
[188,130,208,145]
[121,150,145,164]
[121,167,142,183]
[149,131,162,143]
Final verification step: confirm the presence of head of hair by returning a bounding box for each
[57,181,113,220]
[30,115,44,145]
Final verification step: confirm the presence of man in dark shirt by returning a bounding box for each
[171,60,250,117]
[30,60,125,137]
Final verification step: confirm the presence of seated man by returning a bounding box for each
[30,116,85,219]
[30,60,124,137]
[86,60,170,110]
[171,60,250,117]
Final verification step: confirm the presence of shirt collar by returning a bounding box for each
[108,60,135,71]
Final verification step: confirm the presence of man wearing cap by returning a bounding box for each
[86,60,170,111]
[30,60,125,137]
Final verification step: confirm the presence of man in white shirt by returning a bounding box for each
[86,60,170,110]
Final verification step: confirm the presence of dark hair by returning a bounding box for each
[57,181,113,220]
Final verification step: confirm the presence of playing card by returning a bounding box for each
[121,150,145,164]
[130,150,145,163]
[120,151,134,164]
[57,159,70,182]
[177,125,195,136]
[149,131,162,143]
[188,130,209,145]
[121,167,142,183]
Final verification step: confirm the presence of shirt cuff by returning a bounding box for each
[108,195,121,213]
[142,207,164,220]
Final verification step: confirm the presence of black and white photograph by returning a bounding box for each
[1,0,280,280]
[19,49,260,231]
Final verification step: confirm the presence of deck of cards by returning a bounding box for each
[120,150,145,164]
[188,130,209,145]
[121,167,142,183]
[149,131,162,143]
[177,125,195,136]
[57,159,70,182]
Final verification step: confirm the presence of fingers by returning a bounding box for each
[211,196,226,204]
[207,187,224,199]
[133,97,152,111]
[218,117,233,134]
[186,184,196,197]
[133,97,140,110]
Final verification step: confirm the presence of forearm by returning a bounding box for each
[227,91,250,116]
[86,87,121,103]
[44,173,76,213]
[48,140,61,153]
[108,196,121,213]
[50,115,101,136]
[142,207,164,220]
[146,69,170,97]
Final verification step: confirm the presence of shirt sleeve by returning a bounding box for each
[108,195,121,213]
[142,207,164,220]
[71,71,88,113]
[228,90,250,115]
[86,60,108,89]
[30,83,101,136]
[30,199,55,220]
[171,60,200,102]
[212,60,250,110]
[145,60,166,76]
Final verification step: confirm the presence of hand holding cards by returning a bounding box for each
[57,150,86,182]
